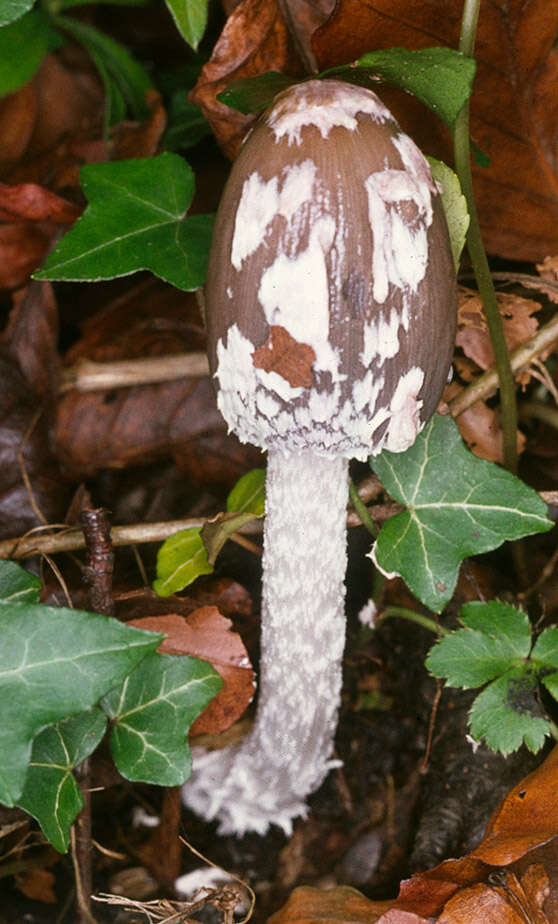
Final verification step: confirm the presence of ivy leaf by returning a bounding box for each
[164,0,207,50]
[153,526,213,596]
[102,652,222,785]
[426,602,533,688]
[0,600,162,805]
[427,158,469,271]
[218,72,298,114]
[370,415,552,613]
[226,468,266,515]
[35,153,214,291]
[468,669,550,755]
[0,559,40,604]
[16,709,106,853]
[0,0,33,26]
[0,10,61,94]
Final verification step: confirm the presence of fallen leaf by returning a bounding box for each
[15,868,57,904]
[109,89,167,161]
[128,607,255,735]
[0,183,81,223]
[445,383,526,464]
[4,281,60,396]
[0,81,37,172]
[312,1,558,262]
[268,885,403,924]
[190,0,306,157]
[0,221,52,289]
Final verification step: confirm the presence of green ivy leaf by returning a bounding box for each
[226,468,266,515]
[164,0,207,50]
[35,154,214,291]
[16,709,106,852]
[347,47,475,130]
[217,71,298,114]
[0,599,162,805]
[0,10,60,94]
[427,158,469,271]
[0,0,33,26]
[102,652,222,785]
[0,559,41,604]
[426,601,532,688]
[371,415,552,613]
[53,15,152,126]
[153,526,212,596]
[468,669,550,755]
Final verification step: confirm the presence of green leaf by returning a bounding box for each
[201,511,261,566]
[102,652,222,785]
[217,71,298,114]
[52,15,152,126]
[58,0,149,9]
[0,603,162,806]
[531,626,558,669]
[164,0,207,50]
[226,468,266,515]
[0,10,60,94]
[347,47,475,130]
[0,559,41,604]
[164,91,211,151]
[427,157,469,271]
[35,154,214,291]
[0,0,33,26]
[371,415,552,613]
[426,602,532,687]
[468,669,550,755]
[153,526,212,596]
[16,709,106,852]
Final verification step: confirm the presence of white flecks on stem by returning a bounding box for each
[267,80,392,146]
[182,451,349,835]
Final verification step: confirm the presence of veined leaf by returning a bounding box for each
[164,0,208,50]
[0,0,33,25]
[102,652,222,785]
[468,669,550,755]
[226,468,266,516]
[201,511,261,566]
[427,157,469,270]
[370,415,552,613]
[153,526,212,596]
[0,10,60,94]
[0,559,40,604]
[16,709,106,852]
[35,154,214,291]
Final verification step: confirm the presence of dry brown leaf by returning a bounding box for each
[438,868,549,924]
[312,1,558,262]
[537,256,558,289]
[457,289,542,379]
[15,868,57,904]
[0,182,81,223]
[445,382,525,464]
[268,885,405,924]
[0,221,52,289]
[5,281,60,397]
[128,607,255,736]
[190,0,307,157]
[109,89,167,161]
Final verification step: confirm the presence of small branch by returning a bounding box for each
[448,310,558,417]
[60,353,209,393]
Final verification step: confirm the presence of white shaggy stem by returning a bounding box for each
[183,450,349,835]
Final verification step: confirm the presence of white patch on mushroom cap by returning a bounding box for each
[267,80,392,146]
[360,301,410,367]
[232,160,317,270]
[383,366,425,452]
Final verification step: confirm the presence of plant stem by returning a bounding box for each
[379,606,450,636]
[349,477,378,538]
[454,0,518,472]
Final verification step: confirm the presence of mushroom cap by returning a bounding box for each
[205,79,457,459]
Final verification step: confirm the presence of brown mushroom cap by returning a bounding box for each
[205,79,457,459]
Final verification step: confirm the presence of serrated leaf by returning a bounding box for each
[0,0,33,26]
[427,157,469,270]
[16,709,106,852]
[153,527,212,596]
[468,669,550,755]
[0,605,162,806]
[164,0,207,50]
[201,511,261,566]
[226,468,266,515]
[0,10,59,94]
[348,47,475,130]
[35,154,214,291]
[102,652,222,785]
[426,629,520,689]
[52,15,152,126]
[531,626,558,669]
[370,415,552,613]
[540,671,558,700]
[0,560,40,604]
[459,601,532,655]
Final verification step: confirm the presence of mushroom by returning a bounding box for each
[183,79,457,835]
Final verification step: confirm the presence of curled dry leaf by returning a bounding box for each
[128,607,255,736]
[109,89,167,162]
[0,183,81,224]
[190,0,306,157]
[5,281,60,397]
[445,382,525,464]
[437,868,549,924]
[312,0,558,262]
[0,221,53,289]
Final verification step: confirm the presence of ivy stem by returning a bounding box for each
[454,0,518,473]
[349,477,378,538]
[378,606,450,636]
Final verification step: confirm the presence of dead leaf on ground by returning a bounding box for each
[15,868,57,904]
[190,0,310,157]
[128,607,255,735]
[311,1,558,262]
[268,885,403,924]
[0,183,81,223]
[5,281,60,396]
[108,89,167,161]
[437,867,549,924]
[445,382,526,464]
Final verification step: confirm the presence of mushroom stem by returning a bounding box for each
[183,450,349,835]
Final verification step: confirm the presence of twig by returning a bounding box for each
[59,353,209,393]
